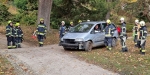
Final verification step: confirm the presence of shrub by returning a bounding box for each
[0,4,11,24]
[126,24,134,32]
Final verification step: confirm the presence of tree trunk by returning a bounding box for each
[38,0,53,32]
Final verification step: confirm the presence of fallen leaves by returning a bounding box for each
[0,56,15,75]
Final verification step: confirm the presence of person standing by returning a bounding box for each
[14,23,23,48]
[68,21,74,31]
[36,18,47,47]
[59,21,66,46]
[59,21,66,38]
[6,21,16,49]
[120,17,128,52]
[138,21,147,55]
[132,19,140,47]
[104,19,115,50]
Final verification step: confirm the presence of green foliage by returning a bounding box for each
[14,0,27,10]
[126,24,134,32]
[51,0,110,29]
[0,4,11,25]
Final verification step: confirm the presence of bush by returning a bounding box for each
[126,24,134,32]
[0,4,11,24]
[14,0,27,10]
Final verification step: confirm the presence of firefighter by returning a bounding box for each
[120,17,128,52]
[138,21,147,55]
[59,21,66,46]
[104,19,115,50]
[59,21,66,38]
[68,21,74,31]
[14,23,23,48]
[132,19,140,47]
[6,21,16,49]
[36,18,47,47]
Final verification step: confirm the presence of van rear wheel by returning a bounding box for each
[85,41,92,51]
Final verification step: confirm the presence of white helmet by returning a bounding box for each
[61,21,65,24]
[140,21,145,26]
[120,17,125,21]
[87,20,90,22]
[135,19,139,23]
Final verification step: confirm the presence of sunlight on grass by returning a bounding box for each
[73,37,150,75]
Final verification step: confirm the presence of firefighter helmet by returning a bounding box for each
[106,19,111,24]
[78,20,82,23]
[40,18,44,21]
[8,21,12,24]
[140,21,145,26]
[70,21,73,24]
[120,17,125,21]
[87,20,90,22]
[15,23,20,26]
[61,21,65,24]
[135,19,139,23]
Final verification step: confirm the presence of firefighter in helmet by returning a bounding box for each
[120,17,128,52]
[138,21,147,55]
[6,21,16,49]
[36,18,47,47]
[14,23,23,48]
[68,21,74,31]
[104,19,115,50]
[132,19,140,47]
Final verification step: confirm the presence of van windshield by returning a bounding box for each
[69,24,93,33]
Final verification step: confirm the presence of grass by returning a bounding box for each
[70,37,150,75]
[0,55,15,75]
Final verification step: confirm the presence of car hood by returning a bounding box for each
[62,33,88,39]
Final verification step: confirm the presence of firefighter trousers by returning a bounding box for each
[7,36,16,49]
[37,35,44,47]
[16,37,22,48]
[105,37,112,50]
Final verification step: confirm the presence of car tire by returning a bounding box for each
[85,41,92,51]
[112,38,117,47]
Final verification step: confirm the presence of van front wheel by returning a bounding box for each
[85,41,92,51]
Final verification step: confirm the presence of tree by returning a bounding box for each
[38,0,53,32]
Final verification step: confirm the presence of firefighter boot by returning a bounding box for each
[18,44,21,48]
[122,47,128,52]
[140,50,146,55]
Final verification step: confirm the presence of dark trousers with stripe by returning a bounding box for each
[37,35,44,46]
[104,37,112,49]
[7,36,16,48]
[16,37,22,48]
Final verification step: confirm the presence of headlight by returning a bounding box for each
[75,38,84,41]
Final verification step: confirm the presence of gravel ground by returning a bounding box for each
[0,34,119,75]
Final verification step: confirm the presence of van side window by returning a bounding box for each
[101,23,107,30]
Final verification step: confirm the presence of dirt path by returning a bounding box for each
[0,34,119,75]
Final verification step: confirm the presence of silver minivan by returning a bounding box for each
[60,21,119,51]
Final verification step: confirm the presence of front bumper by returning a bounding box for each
[61,42,85,49]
